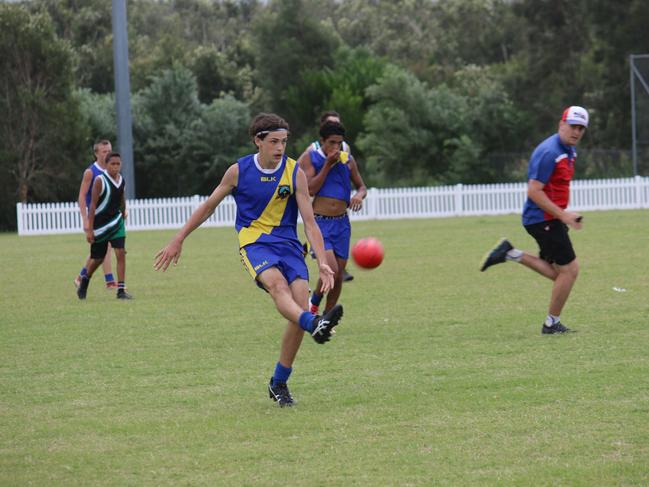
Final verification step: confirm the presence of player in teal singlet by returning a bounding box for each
[77,152,132,300]
[154,113,344,407]
[74,139,118,289]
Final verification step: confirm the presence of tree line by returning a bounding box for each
[1,0,648,230]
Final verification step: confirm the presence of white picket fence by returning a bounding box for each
[15,176,649,236]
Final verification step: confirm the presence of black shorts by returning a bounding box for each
[524,219,576,266]
[90,237,125,260]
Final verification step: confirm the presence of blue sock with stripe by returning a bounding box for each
[80,267,88,278]
[272,362,292,385]
[104,273,114,283]
[310,292,323,306]
[298,311,316,332]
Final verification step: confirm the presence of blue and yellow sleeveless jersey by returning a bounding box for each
[310,140,351,155]
[233,154,301,249]
[310,148,351,204]
[85,162,105,207]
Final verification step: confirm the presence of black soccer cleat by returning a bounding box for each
[116,289,133,300]
[480,238,513,272]
[77,276,89,300]
[268,378,295,407]
[342,270,354,282]
[542,321,572,335]
[311,304,344,344]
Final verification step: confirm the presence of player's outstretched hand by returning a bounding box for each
[154,240,182,271]
[318,262,335,293]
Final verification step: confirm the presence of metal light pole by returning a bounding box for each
[112,0,136,198]
[630,54,638,177]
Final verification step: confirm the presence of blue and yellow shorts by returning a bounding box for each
[315,213,351,260]
[240,240,309,290]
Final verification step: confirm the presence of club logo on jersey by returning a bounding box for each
[276,185,291,199]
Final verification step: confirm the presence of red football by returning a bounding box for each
[351,237,384,269]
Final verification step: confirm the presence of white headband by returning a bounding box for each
[255,128,288,138]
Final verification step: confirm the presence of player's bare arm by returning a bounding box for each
[78,169,93,231]
[295,168,334,293]
[297,148,314,174]
[86,177,104,243]
[348,157,367,212]
[154,164,239,271]
[121,191,127,220]
[299,150,336,196]
[528,179,582,230]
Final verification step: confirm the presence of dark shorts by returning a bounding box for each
[90,237,125,260]
[524,219,576,266]
[315,213,351,260]
[239,241,309,291]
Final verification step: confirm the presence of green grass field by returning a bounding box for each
[2,210,648,486]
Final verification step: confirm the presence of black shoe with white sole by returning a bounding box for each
[268,379,295,407]
[311,304,343,344]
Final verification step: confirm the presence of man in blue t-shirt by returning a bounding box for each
[480,106,588,335]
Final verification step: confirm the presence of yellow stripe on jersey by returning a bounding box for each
[238,157,297,248]
[239,246,257,279]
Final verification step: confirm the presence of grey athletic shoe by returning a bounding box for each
[542,321,572,334]
[116,289,133,300]
[480,238,513,271]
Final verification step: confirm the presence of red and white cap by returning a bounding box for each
[561,106,589,127]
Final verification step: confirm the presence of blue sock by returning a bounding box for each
[298,311,316,332]
[272,362,292,385]
[310,292,323,306]
[80,267,88,277]
[104,273,114,283]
